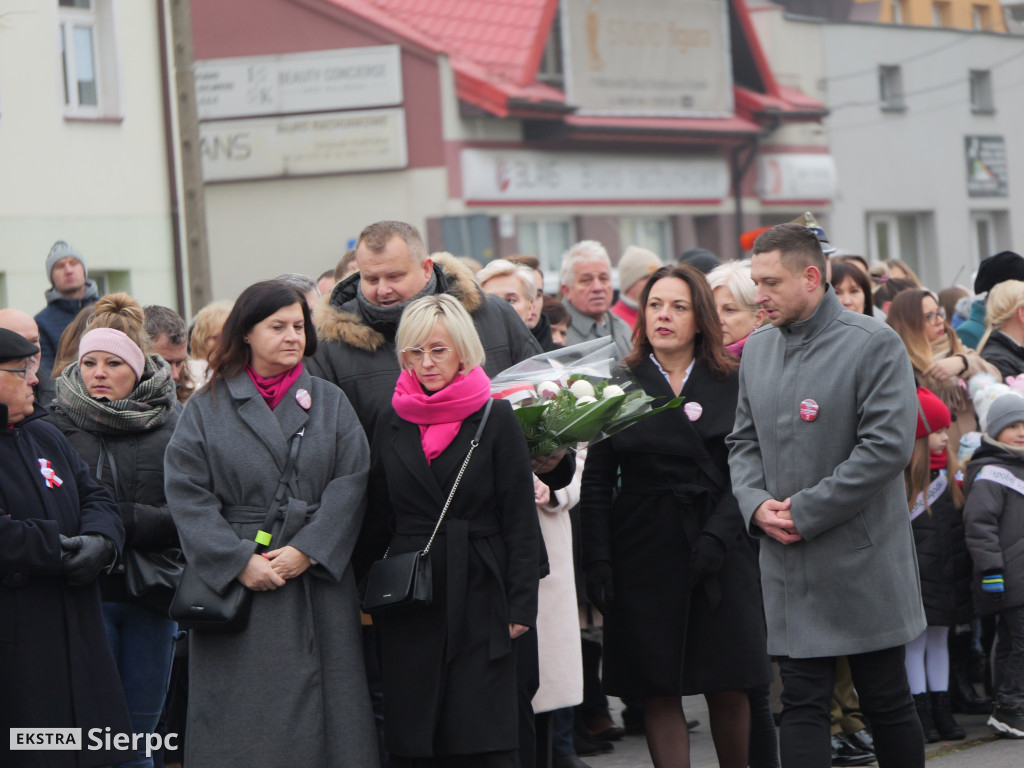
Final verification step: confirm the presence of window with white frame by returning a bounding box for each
[536,11,563,86]
[867,213,922,275]
[517,218,574,291]
[879,65,905,111]
[970,211,1010,267]
[620,217,673,262]
[970,70,994,113]
[890,0,905,24]
[58,0,120,118]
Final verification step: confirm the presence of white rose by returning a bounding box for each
[602,384,626,399]
[537,381,561,399]
[575,395,598,405]
[569,380,596,399]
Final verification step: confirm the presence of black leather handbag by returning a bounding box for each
[125,547,186,613]
[170,428,304,633]
[363,400,492,614]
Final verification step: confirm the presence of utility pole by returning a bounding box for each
[168,0,212,313]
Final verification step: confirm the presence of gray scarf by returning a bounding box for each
[356,271,438,330]
[55,355,175,434]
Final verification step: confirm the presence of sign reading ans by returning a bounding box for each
[194,46,403,120]
[561,0,733,117]
[757,154,838,202]
[460,149,729,203]
[199,109,407,182]
[966,136,1008,197]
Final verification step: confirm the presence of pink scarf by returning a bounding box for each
[246,363,303,410]
[726,334,749,358]
[392,366,492,464]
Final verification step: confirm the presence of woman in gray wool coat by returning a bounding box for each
[164,281,378,768]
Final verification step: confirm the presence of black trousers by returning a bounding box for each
[777,646,924,768]
[995,604,1024,705]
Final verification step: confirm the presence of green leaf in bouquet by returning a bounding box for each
[551,394,629,443]
[603,394,685,435]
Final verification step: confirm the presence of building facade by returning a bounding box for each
[0,0,182,314]
[191,0,834,300]
[752,5,1024,287]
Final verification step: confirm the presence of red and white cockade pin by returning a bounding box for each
[296,388,312,410]
[799,399,819,422]
[38,459,63,489]
[684,402,703,422]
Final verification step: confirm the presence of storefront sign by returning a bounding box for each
[757,154,837,202]
[194,46,403,120]
[561,0,733,116]
[199,109,407,182]
[460,148,729,202]
[966,135,1008,197]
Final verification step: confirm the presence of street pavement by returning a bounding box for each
[582,696,1022,767]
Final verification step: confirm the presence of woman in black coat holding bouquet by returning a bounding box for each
[581,264,770,768]
[368,294,539,767]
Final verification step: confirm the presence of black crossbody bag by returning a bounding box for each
[170,428,304,633]
[362,400,493,614]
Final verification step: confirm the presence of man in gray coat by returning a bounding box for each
[727,223,927,767]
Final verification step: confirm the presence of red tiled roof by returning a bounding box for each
[361,0,556,87]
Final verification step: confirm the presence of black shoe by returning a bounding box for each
[930,691,966,740]
[572,726,613,757]
[553,754,594,768]
[988,702,1024,739]
[913,692,941,743]
[846,727,874,753]
[830,733,875,766]
[585,710,625,742]
[949,663,993,714]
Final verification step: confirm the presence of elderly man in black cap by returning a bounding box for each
[0,328,132,768]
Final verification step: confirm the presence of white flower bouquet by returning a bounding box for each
[491,338,683,458]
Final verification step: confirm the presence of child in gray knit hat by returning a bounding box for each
[963,391,1024,738]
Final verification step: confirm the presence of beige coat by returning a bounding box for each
[532,450,585,713]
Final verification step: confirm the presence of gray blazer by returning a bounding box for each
[727,287,926,658]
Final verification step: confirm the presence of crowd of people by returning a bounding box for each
[3,219,1024,768]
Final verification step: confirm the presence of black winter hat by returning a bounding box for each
[0,327,40,364]
[975,251,1024,295]
[678,248,721,274]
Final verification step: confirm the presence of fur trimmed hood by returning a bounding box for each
[314,252,483,352]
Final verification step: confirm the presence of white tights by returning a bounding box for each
[904,626,949,694]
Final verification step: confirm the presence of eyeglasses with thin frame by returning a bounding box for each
[402,346,453,364]
[924,308,947,324]
[0,359,39,379]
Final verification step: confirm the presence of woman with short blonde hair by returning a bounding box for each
[476,259,537,328]
[372,292,538,767]
[396,293,486,372]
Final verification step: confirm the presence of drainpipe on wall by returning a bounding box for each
[732,113,783,259]
[157,0,186,315]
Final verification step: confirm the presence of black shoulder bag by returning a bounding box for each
[170,428,304,633]
[362,400,493,614]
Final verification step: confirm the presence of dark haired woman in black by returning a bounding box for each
[165,280,379,768]
[582,265,770,768]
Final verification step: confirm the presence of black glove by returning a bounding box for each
[585,561,614,615]
[689,533,727,584]
[60,534,116,587]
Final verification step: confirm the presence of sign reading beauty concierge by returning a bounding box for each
[460,149,729,203]
[561,0,733,116]
[199,109,408,182]
[194,47,403,120]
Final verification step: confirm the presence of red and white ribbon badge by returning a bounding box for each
[38,459,63,489]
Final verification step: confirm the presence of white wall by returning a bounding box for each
[203,167,449,301]
[0,0,177,313]
[820,21,1024,287]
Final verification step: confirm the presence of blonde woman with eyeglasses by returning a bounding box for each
[887,290,1000,448]
[368,293,538,768]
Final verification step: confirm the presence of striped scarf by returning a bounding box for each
[55,355,175,434]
